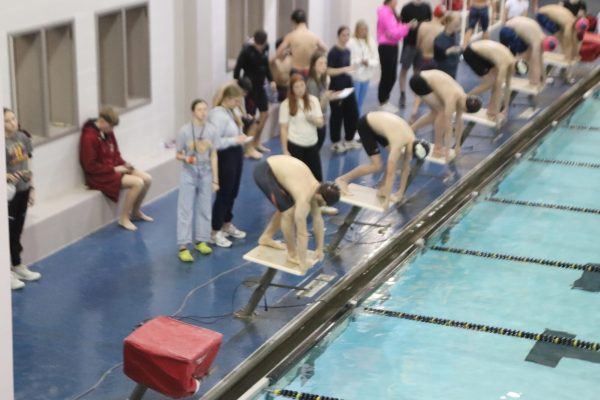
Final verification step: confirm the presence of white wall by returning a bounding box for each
[0,71,15,400]
[0,0,178,203]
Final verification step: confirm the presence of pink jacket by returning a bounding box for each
[377,5,410,45]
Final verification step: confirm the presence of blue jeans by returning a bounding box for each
[353,80,370,116]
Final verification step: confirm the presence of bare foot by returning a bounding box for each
[432,149,444,159]
[257,144,271,153]
[258,237,286,250]
[286,254,300,265]
[132,211,154,222]
[118,218,138,231]
[244,147,263,160]
[335,178,350,196]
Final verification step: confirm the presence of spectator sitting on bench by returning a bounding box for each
[79,107,153,231]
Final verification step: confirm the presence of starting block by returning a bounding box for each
[340,183,396,213]
[461,107,504,146]
[462,108,499,128]
[510,77,543,96]
[235,246,318,319]
[426,144,456,165]
[544,52,577,82]
[243,245,317,276]
[544,51,576,69]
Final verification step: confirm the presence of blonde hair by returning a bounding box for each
[353,20,373,51]
[217,84,244,127]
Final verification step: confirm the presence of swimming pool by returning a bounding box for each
[248,90,600,400]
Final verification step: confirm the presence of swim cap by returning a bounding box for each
[433,5,446,18]
[413,140,431,161]
[542,36,558,52]
[318,182,341,206]
[515,59,528,75]
[465,95,482,113]
[575,17,589,34]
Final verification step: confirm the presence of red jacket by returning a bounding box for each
[79,119,126,202]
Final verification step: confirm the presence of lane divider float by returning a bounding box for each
[429,245,600,273]
[271,389,343,400]
[362,307,600,352]
[487,197,600,216]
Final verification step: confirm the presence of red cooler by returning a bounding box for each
[123,316,223,398]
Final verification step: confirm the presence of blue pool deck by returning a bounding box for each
[11,60,599,400]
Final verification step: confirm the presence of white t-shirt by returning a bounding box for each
[505,0,529,20]
[279,95,323,147]
[347,37,380,82]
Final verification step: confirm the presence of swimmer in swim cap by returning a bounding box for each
[410,70,482,161]
[537,5,582,63]
[335,112,430,208]
[463,40,516,122]
[254,155,340,272]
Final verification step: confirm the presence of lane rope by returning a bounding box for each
[486,197,600,216]
[528,157,600,169]
[271,389,344,400]
[362,307,600,352]
[429,245,600,273]
[565,124,600,131]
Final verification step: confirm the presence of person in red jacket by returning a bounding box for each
[79,107,153,231]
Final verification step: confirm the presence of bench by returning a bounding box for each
[21,147,178,264]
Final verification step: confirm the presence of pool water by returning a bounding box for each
[255,93,600,400]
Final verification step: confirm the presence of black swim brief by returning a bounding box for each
[253,161,295,212]
[463,45,494,77]
[409,74,433,96]
[357,115,389,156]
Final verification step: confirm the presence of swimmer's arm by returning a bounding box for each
[276,36,291,59]
[383,146,401,198]
[310,199,325,260]
[502,65,512,115]
[317,38,328,53]
[294,201,311,269]
[396,145,412,199]
[454,101,464,154]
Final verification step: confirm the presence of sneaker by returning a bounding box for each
[331,142,346,154]
[11,264,41,281]
[380,102,400,113]
[11,271,25,290]
[223,224,246,239]
[212,231,232,248]
[399,92,406,108]
[178,249,194,262]
[321,206,340,216]
[195,242,213,255]
[344,140,362,150]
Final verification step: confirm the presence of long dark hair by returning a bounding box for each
[288,74,311,117]
[308,52,328,89]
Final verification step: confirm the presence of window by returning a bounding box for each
[9,22,78,142]
[97,4,151,110]
[277,0,309,40]
[226,0,265,70]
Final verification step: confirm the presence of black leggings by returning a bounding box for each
[212,146,243,230]
[378,44,399,104]
[316,126,327,150]
[329,93,359,143]
[9,188,30,266]
[288,141,323,182]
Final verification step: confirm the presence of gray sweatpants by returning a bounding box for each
[177,170,212,246]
